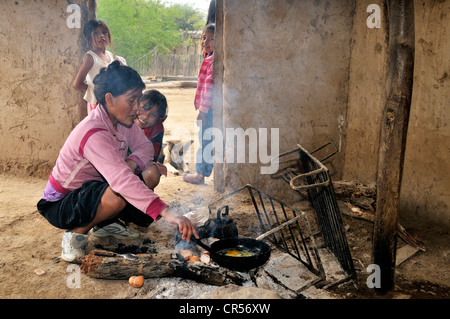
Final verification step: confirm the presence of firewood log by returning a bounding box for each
[168,258,246,286]
[81,249,175,280]
[81,249,247,286]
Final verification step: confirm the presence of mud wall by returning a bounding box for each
[343,0,389,182]
[398,0,449,226]
[343,0,449,226]
[215,0,449,227]
[0,0,93,176]
[214,0,355,200]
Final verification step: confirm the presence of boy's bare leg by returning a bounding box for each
[141,164,161,190]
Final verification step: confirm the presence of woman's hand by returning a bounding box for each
[160,208,199,242]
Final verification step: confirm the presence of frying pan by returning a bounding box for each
[192,237,271,271]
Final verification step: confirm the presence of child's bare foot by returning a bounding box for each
[183,173,205,185]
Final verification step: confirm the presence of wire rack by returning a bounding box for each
[273,143,357,287]
[207,184,326,293]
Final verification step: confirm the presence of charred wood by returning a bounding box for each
[81,249,246,286]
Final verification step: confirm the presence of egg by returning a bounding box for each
[128,275,144,288]
[189,256,201,263]
[225,250,241,257]
[179,249,193,261]
[200,253,211,264]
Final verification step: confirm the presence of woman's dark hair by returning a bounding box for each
[140,89,168,119]
[83,19,112,50]
[93,61,145,106]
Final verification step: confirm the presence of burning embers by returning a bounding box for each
[81,185,334,297]
[173,186,326,287]
[174,205,240,266]
[175,205,238,244]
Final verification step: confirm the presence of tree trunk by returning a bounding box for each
[373,0,415,296]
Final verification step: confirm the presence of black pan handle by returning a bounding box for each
[191,237,213,253]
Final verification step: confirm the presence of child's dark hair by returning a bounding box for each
[83,19,112,50]
[93,61,145,106]
[204,23,215,34]
[140,90,168,119]
[202,23,215,58]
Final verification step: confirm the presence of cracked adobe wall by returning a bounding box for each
[215,0,449,227]
[343,0,449,226]
[0,1,91,176]
[215,0,355,200]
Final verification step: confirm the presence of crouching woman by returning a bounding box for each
[37,61,198,262]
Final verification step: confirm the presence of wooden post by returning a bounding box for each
[373,0,415,295]
[213,0,225,193]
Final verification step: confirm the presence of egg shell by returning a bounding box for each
[129,275,144,288]
[34,268,46,276]
[189,256,201,263]
[179,250,193,261]
[200,253,211,264]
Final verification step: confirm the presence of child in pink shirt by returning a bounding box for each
[38,61,198,262]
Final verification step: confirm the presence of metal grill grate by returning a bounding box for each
[208,185,326,293]
[274,143,357,286]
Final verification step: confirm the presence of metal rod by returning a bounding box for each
[256,215,303,241]
[284,207,303,261]
[310,142,338,162]
[248,187,266,233]
[268,198,290,251]
[289,168,330,190]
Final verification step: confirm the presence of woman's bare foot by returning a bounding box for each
[183,173,205,184]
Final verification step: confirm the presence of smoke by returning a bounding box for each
[169,121,279,175]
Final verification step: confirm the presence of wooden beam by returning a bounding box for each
[373,0,415,295]
[213,0,225,193]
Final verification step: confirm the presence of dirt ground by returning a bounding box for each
[0,84,448,300]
